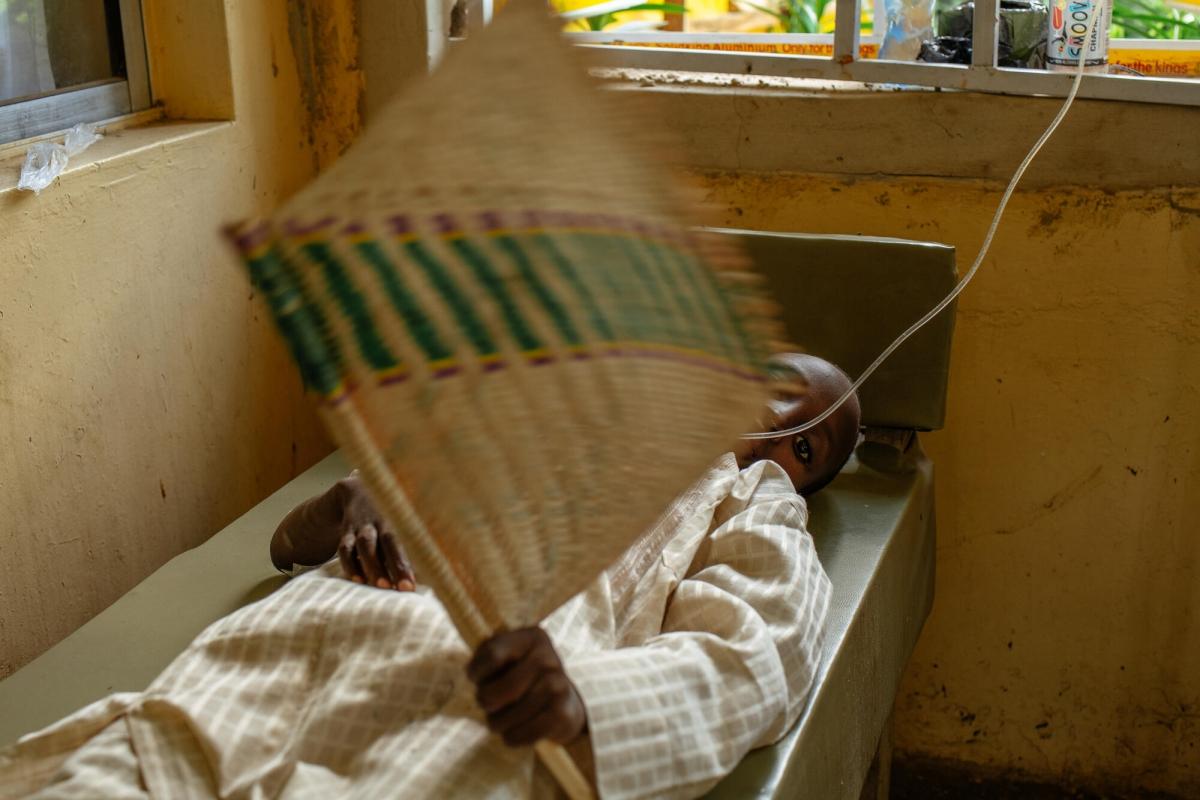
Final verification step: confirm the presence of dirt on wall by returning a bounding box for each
[285,0,364,172]
[697,168,1200,798]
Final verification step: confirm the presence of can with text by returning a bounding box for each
[1047,0,1112,72]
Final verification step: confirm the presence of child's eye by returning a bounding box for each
[792,436,812,465]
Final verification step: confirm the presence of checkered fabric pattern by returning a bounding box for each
[0,457,830,799]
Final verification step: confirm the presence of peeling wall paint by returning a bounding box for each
[696,161,1200,795]
[286,0,364,171]
[0,0,360,677]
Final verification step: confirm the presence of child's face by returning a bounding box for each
[736,354,860,494]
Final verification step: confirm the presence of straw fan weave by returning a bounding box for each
[227,3,778,652]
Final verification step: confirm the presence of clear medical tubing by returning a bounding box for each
[742,5,1106,442]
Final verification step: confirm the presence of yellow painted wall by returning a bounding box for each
[4,4,1196,792]
[675,88,1200,795]
[0,0,361,677]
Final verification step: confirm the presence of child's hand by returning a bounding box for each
[271,472,415,590]
[336,514,415,591]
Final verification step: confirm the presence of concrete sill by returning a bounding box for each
[598,71,1200,189]
[0,115,232,198]
[599,67,937,96]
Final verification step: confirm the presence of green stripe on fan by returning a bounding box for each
[301,242,403,373]
[529,234,615,342]
[569,232,656,344]
[684,249,756,363]
[492,235,583,348]
[660,246,741,361]
[448,237,543,353]
[641,239,710,351]
[245,246,343,396]
[402,240,499,357]
[612,237,693,349]
[355,240,454,363]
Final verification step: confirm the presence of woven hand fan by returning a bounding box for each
[227,3,778,795]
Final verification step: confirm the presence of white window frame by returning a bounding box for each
[569,0,1200,108]
[0,0,152,144]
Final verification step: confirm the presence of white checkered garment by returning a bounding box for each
[0,457,830,799]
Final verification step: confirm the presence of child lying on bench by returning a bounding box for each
[1,354,860,800]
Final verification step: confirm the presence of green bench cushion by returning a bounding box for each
[709,451,935,799]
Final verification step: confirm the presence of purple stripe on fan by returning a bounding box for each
[388,215,413,236]
[231,223,272,253]
[284,217,336,237]
[478,211,503,231]
[327,383,355,406]
[601,346,766,383]
[432,213,459,236]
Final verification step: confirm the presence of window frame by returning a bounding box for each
[0,0,152,144]
[568,0,1200,108]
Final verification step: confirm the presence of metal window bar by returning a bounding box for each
[119,0,152,111]
[572,0,1200,109]
[0,0,152,145]
[834,0,861,63]
[973,0,1000,67]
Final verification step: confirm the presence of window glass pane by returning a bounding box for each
[0,0,123,106]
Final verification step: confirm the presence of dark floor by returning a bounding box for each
[891,759,1186,800]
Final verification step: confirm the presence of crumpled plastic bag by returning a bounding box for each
[921,0,1047,67]
[17,122,103,194]
[918,34,1017,64]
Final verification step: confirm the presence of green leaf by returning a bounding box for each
[1113,9,1200,33]
[1115,0,1166,14]
[576,1,689,29]
[587,12,617,29]
[618,2,690,12]
[797,1,821,32]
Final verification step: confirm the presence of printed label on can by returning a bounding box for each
[1047,0,1112,68]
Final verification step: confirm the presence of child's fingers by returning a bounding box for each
[338,531,363,583]
[353,524,386,587]
[379,529,415,590]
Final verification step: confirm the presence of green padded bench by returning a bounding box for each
[0,231,957,800]
[707,230,954,799]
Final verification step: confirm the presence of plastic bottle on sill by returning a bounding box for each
[1046,0,1112,72]
[880,0,937,60]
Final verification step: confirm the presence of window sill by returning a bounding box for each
[0,114,231,197]
[599,73,1198,190]
[599,67,935,94]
